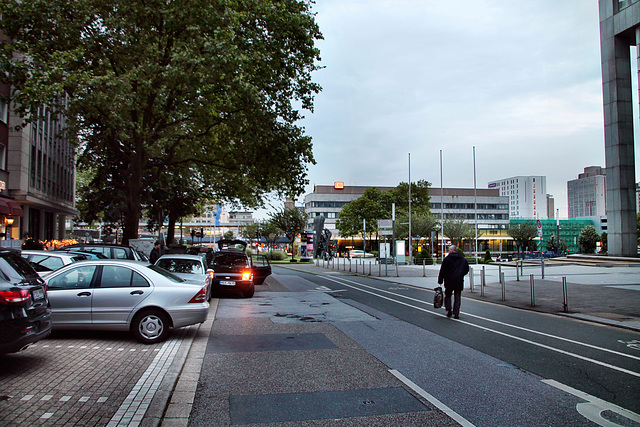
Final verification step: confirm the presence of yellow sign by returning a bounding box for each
[334,182,344,189]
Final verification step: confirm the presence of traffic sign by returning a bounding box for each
[537,220,543,237]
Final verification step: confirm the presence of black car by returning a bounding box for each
[58,243,146,261]
[0,248,52,354]
[210,240,272,298]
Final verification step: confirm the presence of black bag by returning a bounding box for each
[433,286,443,309]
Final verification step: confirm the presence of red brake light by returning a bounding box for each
[208,271,214,279]
[0,289,31,304]
[189,287,207,304]
[242,271,252,281]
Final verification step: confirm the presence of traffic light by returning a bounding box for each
[190,229,195,239]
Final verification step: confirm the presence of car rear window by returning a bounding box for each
[213,253,248,267]
[0,253,40,282]
[156,259,203,275]
[146,264,185,282]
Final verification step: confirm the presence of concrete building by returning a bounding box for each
[3,104,77,243]
[568,166,607,218]
[547,195,555,219]
[599,0,639,256]
[487,176,548,219]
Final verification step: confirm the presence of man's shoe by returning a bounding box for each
[454,314,459,319]
[446,311,452,318]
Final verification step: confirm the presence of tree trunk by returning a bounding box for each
[167,216,177,245]
[121,138,145,246]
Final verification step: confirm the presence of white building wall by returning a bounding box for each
[488,176,547,218]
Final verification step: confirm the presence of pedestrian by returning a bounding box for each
[149,240,162,264]
[437,245,470,319]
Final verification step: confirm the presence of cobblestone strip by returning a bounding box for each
[107,326,194,427]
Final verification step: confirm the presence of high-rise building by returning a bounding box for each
[487,176,547,219]
[567,167,606,218]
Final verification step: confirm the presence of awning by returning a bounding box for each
[0,198,23,217]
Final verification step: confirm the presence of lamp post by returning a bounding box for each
[408,153,412,264]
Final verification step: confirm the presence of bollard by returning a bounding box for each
[349,258,352,272]
[498,265,502,284]
[530,274,535,307]
[520,260,524,276]
[541,257,545,279]
[355,259,358,274]
[423,258,426,277]
[469,267,475,292]
[501,272,506,301]
[562,276,568,312]
[481,266,486,297]
[369,260,371,276]
[516,261,520,281]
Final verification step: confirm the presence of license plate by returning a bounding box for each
[220,281,236,286]
[32,288,45,300]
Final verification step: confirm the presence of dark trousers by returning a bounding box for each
[444,288,462,316]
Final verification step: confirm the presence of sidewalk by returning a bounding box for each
[305,258,640,331]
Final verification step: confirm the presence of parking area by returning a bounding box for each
[0,326,196,426]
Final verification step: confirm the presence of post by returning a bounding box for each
[422,258,426,277]
[541,256,545,279]
[501,272,506,301]
[349,258,352,272]
[562,276,568,312]
[516,261,520,281]
[469,267,475,292]
[481,266,485,297]
[530,274,535,307]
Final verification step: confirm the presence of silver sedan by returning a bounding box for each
[44,259,209,344]
[155,254,213,302]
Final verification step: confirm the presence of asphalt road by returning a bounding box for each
[274,265,640,425]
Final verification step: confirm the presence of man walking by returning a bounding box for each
[437,245,469,319]
[149,240,162,264]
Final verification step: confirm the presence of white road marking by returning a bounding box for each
[320,275,640,378]
[543,379,640,426]
[390,369,475,427]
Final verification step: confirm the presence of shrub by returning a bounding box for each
[264,250,288,261]
[484,250,493,262]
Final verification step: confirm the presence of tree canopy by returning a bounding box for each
[579,225,599,254]
[268,207,306,259]
[0,0,322,243]
[507,221,538,258]
[442,218,476,248]
[335,188,388,239]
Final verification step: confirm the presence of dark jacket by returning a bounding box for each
[149,247,161,264]
[438,252,470,291]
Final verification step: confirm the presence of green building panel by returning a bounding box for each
[510,218,594,254]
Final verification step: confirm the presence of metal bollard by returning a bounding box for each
[369,261,371,276]
[423,258,426,277]
[562,276,568,312]
[349,258,352,272]
[516,261,520,281]
[541,257,545,279]
[530,274,535,307]
[481,266,486,297]
[501,272,506,301]
[469,267,475,292]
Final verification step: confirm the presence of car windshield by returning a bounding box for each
[156,259,203,275]
[146,264,185,282]
[213,253,248,267]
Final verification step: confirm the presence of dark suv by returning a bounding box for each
[0,248,52,354]
[210,240,271,298]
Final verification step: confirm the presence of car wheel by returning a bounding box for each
[243,284,255,298]
[132,310,171,344]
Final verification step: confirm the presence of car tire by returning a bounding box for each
[243,284,255,298]
[131,310,171,344]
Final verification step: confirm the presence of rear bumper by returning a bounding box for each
[0,311,52,354]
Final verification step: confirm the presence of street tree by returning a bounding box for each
[335,188,388,246]
[269,207,307,260]
[241,222,263,250]
[388,180,432,215]
[579,225,599,254]
[442,219,477,250]
[546,235,567,254]
[261,220,283,256]
[507,221,538,259]
[0,0,322,244]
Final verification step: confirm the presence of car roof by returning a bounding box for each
[22,250,76,257]
[156,254,205,261]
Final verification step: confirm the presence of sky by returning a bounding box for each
[257,0,638,219]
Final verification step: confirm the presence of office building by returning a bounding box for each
[487,176,548,219]
[547,195,555,219]
[567,166,607,218]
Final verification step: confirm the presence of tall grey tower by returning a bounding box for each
[599,0,639,257]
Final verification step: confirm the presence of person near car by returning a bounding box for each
[437,245,470,319]
[149,241,162,264]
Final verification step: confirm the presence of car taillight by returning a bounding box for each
[189,287,207,304]
[242,271,252,281]
[208,271,214,279]
[0,289,31,304]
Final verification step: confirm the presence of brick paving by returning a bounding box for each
[0,326,196,426]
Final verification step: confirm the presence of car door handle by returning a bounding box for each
[130,290,144,295]
[77,292,91,297]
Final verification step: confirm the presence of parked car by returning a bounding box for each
[348,250,374,258]
[55,249,109,260]
[0,248,52,354]
[155,254,213,301]
[58,243,146,261]
[210,240,272,297]
[21,250,88,277]
[44,259,209,344]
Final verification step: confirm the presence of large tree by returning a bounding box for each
[388,180,432,215]
[0,0,322,244]
[579,225,599,254]
[268,207,306,260]
[508,221,538,259]
[335,187,388,243]
[442,218,476,249]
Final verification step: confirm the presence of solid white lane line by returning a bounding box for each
[320,275,640,378]
[324,274,640,362]
[389,369,475,427]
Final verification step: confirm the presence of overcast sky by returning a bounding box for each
[258,0,638,219]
